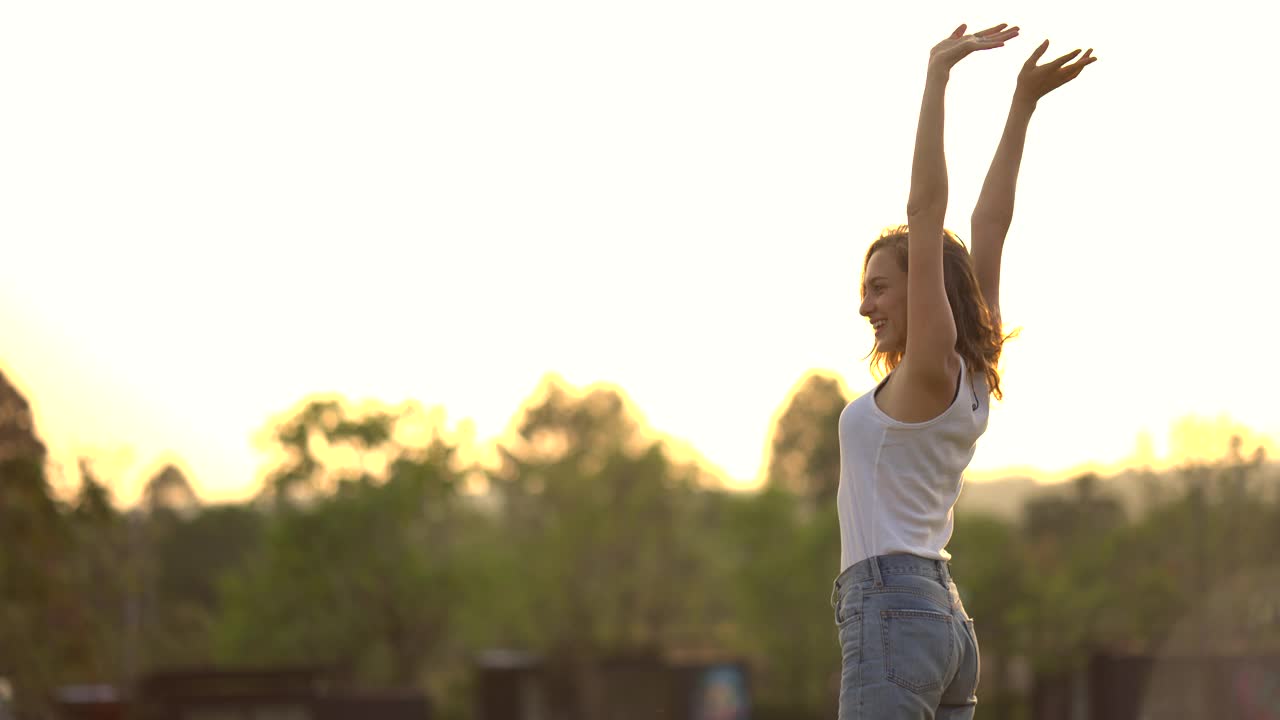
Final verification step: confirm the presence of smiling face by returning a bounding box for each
[859,248,908,354]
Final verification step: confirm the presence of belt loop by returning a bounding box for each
[938,560,950,588]
[870,555,884,588]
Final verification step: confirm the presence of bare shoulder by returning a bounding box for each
[875,352,963,423]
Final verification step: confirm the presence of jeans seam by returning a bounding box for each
[856,591,864,717]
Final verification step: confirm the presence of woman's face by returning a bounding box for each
[859,250,908,353]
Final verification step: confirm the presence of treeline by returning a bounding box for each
[1,370,1278,720]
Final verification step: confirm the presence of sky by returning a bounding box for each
[2,1,1277,503]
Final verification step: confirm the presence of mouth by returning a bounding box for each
[872,320,887,336]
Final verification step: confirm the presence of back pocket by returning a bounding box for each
[880,609,956,693]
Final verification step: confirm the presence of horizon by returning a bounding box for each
[8,364,1275,506]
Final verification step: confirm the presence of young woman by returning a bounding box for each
[830,23,1097,719]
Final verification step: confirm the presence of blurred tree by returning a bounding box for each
[716,371,851,717]
[489,377,722,719]
[4,360,1278,720]
[217,399,467,693]
[0,370,46,463]
[259,399,396,507]
[130,463,204,672]
[68,460,131,684]
[1018,472,1127,674]
[719,487,841,718]
[141,463,200,518]
[765,374,849,515]
[1210,435,1271,580]
[1022,472,1126,544]
[138,502,264,670]
[947,511,1026,720]
[0,369,86,719]
[1010,441,1280,687]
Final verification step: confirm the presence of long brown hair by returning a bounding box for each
[861,225,1014,400]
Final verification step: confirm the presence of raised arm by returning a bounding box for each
[971,40,1098,326]
[902,23,1019,389]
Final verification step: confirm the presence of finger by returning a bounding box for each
[1049,49,1082,68]
[1025,39,1049,68]
[983,25,1019,38]
[1060,60,1098,84]
[952,24,967,39]
[1067,55,1099,79]
[974,23,1009,37]
[975,27,1019,46]
[1063,49,1094,71]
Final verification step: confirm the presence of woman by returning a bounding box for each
[830,23,1097,719]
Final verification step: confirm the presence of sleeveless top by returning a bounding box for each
[835,355,990,572]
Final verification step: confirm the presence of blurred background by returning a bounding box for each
[2,1,1278,719]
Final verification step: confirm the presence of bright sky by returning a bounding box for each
[3,1,1277,503]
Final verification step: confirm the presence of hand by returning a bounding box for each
[929,23,1020,72]
[1015,41,1098,103]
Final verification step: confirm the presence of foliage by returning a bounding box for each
[2,366,1278,719]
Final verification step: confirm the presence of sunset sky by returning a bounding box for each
[3,1,1276,503]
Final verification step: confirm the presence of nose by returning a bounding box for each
[859,294,872,317]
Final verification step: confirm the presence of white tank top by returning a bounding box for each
[836,355,990,572]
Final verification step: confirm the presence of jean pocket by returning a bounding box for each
[881,609,956,694]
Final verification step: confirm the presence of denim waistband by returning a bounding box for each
[834,553,952,591]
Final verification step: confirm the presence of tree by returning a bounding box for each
[68,460,131,684]
[1018,473,1127,673]
[765,373,849,514]
[488,376,722,718]
[947,511,1026,720]
[141,463,200,518]
[0,369,46,464]
[1022,472,1125,545]
[258,398,397,507]
[216,398,469,692]
[0,370,86,718]
[718,486,842,717]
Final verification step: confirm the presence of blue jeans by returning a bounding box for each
[830,554,980,719]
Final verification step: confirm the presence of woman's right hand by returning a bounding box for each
[929,23,1020,73]
[1014,41,1098,104]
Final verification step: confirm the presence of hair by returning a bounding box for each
[861,225,1015,400]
